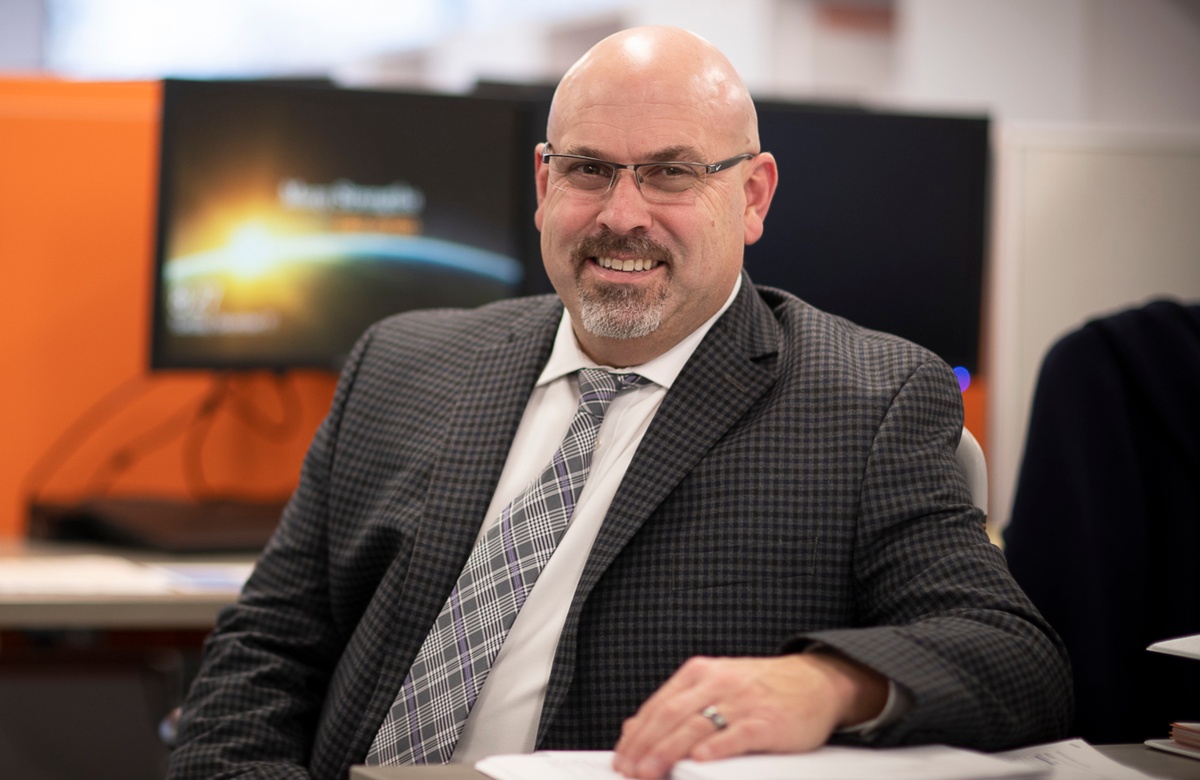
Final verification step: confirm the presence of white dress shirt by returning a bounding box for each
[451,277,741,762]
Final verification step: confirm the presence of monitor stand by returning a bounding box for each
[28,496,288,554]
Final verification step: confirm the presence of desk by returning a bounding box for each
[0,539,253,629]
[1100,744,1200,778]
[0,540,254,779]
[348,745,1200,779]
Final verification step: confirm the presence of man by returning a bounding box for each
[168,27,1071,780]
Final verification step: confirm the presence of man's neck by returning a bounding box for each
[572,330,683,369]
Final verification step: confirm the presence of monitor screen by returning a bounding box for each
[149,79,544,371]
[747,102,989,375]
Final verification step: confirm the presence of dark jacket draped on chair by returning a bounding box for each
[1005,299,1200,744]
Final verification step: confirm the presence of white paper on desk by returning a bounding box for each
[476,746,1047,780]
[1145,738,1200,763]
[1147,633,1200,661]
[998,738,1160,779]
[673,746,1047,780]
[0,555,175,595]
[148,562,254,592]
[476,751,618,780]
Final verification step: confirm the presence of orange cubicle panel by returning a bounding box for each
[0,78,337,539]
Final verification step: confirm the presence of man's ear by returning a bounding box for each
[534,143,549,232]
[742,152,778,246]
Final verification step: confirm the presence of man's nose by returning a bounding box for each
[597,169,653,234]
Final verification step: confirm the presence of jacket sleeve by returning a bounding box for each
[791,358,1073,750]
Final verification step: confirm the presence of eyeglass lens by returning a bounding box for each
[548,158,708,201]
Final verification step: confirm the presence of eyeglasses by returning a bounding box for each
[541,144,756,203]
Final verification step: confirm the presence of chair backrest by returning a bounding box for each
[956,427,987,514]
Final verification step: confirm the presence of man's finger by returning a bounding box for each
[621,707,728,779]
[613,658,731,777]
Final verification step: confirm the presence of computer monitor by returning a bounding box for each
[747,101,989,375]
[149,79,544,372]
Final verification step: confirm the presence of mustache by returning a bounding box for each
[571,231,673,265]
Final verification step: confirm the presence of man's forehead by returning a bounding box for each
[550,105,721,160]
[549,81,752,162]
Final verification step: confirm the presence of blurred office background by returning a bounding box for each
[3,0,1200,532]
[2,0,1198,124]
[2,4,1200,775]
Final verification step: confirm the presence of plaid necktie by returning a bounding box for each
[366,368,645,765]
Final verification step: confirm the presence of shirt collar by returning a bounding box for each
[537,274,743,390]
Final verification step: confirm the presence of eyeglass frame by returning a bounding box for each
[540,144,757,200]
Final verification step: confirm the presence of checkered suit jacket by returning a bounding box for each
[168,276,1071,779]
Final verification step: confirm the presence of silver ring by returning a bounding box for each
[700,705,728,730]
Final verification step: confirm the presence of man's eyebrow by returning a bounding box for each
[563,145,706,163]
[563,145,606,160]
[641,146,705,163]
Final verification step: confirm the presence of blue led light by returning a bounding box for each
[953,366,972,393]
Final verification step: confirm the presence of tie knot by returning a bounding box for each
[576,368,644,418]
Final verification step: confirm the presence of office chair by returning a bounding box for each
[1003,299,1200,744]
[956,427,988,514]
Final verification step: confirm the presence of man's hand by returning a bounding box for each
[611,652,888,779]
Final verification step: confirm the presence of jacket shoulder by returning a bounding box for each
[752,283,951,389]
[355,294,562,365]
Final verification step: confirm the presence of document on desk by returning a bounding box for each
[148,562,255,592]
[0,555,175,595]
[997,739,1161,779]
[1147,633,1200,661]
[0,554,252,596]
[476,745,1049,780]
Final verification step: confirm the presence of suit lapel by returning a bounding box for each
[537,277,781,737]
[357,299,561,756]
[408,305,560,609]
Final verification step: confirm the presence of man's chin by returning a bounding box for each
[579,314,661,340]
[572,270,669,337]
[577,300,663,341]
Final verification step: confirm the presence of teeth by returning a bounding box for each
[598,257,660,272]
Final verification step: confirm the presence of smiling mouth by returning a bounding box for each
[595,256,661,272]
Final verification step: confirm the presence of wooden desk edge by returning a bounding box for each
[351,767,485,780]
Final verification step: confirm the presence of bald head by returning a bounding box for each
[534,26,778,367]
[548,26,760,154]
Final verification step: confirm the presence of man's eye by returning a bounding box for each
[569,162,612,178]
[642,164,700,180]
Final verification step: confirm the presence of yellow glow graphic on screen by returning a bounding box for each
[224,223,280,278]
[163,209,331,338]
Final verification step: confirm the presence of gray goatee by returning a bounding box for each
[572,232,672,340]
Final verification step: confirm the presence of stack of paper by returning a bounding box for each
[1168,723,1200,751]
[1146,633,1200,762]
